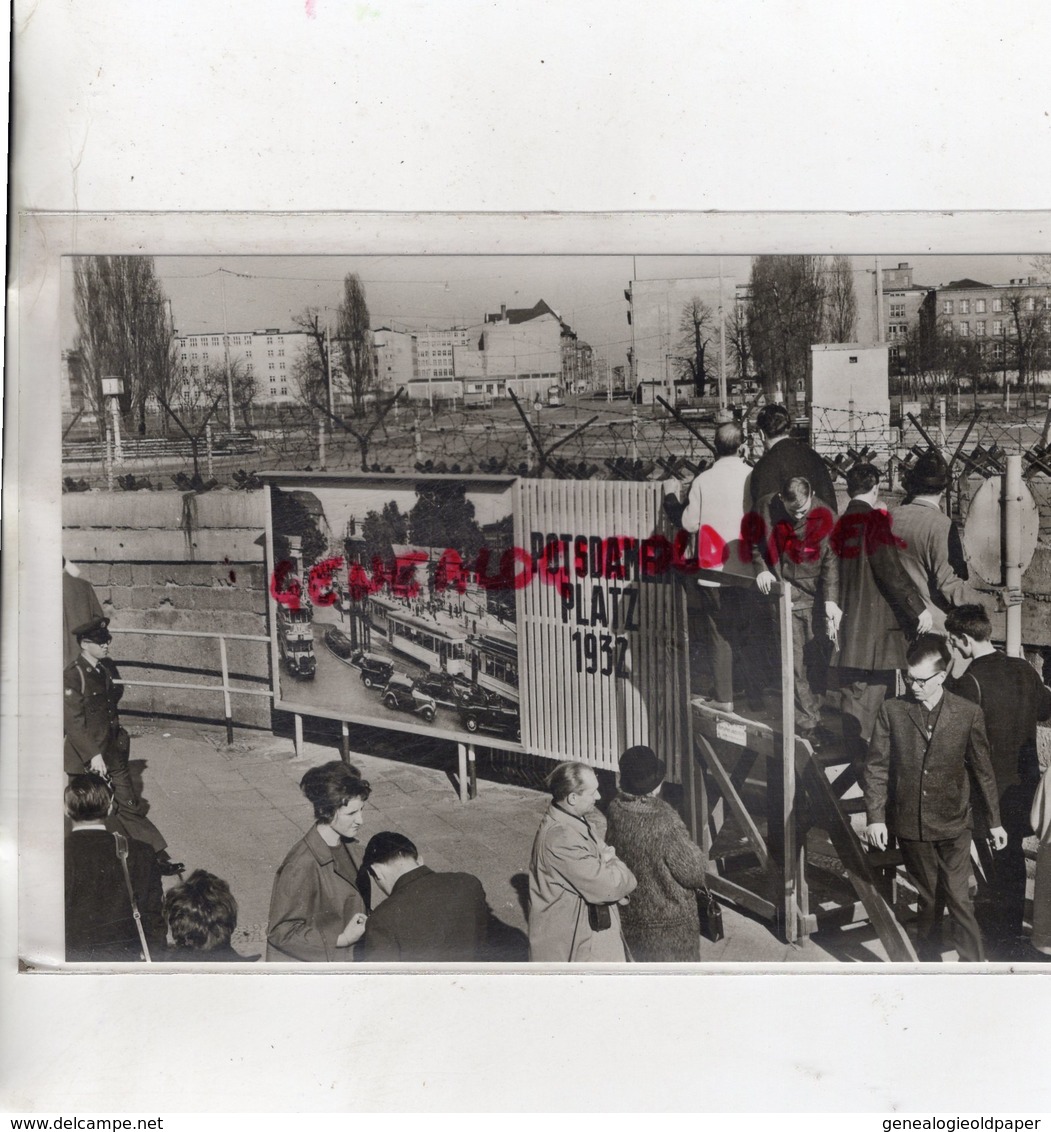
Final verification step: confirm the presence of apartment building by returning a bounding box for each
[931,276,1051,362]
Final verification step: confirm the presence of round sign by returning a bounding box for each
[963,476,1040,586]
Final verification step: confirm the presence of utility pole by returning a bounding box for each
[325,321,334,418]
[718,257,728,409]
[219,269,234,431]
[874,256,884,344]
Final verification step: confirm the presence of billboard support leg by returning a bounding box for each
[293,713,303,760]
[468,743,477,800]
[340,720,350,763]
[457,743,468,804]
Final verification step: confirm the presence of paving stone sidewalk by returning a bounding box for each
[128,720,853,963]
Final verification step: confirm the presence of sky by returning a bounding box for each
[62,253,1047,369]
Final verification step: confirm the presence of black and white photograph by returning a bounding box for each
[46,247,1051,969]
[8,2,1051,1114]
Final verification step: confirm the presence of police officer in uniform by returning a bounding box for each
[64,616,182,875]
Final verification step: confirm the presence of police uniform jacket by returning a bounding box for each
[64,655,124,775]
[863,690,1002,842]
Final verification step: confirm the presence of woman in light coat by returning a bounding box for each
[267,761,370,962]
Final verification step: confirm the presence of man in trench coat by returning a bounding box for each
[528,761,637,962]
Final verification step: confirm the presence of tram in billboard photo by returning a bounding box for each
[368,595,469,677]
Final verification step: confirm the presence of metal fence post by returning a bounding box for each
[1005,453,1024,658]
[218,634,233,744]
[206,423,214,479]
[105,427,114,490]
[318,419,326,468]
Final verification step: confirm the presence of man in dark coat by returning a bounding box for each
[63,616,179,870]
[946,604,1051,956]
[358,831,489,962]
[749,403,838,514]
[864,635,1005,961]
[830,464,932,766]
[65,773,165,962]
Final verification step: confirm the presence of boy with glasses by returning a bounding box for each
[863,634,1005,961]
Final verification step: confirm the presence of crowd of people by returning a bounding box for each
[59,404,1051,962]
[665,403,1051,963]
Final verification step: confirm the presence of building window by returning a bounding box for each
[993,297,1003,312]
[943,300,954,315]
[1026,297,1037,312]
[246,364,253,374]
[959,321,970,336]
[889,303,906,318]
[976,321,986,336]
[976,299,986,313]
[959,299,971,315]
[992,341,1005,361]
[279,362,285,370]
[278,349,284,356]
[245,351,252,358]
[180,352,187,360]
[269,363,275,370]
[267,349,274,357]
[266,337,273,345]
[280,386,288,395]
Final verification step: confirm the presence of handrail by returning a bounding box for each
[108,625,271,743]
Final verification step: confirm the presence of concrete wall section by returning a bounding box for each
[64,490,272,727]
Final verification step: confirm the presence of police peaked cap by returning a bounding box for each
[74,616,111,643]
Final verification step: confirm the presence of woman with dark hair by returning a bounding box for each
[266,761,371,962]
[604,746,710,962]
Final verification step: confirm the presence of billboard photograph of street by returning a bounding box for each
[267,475,522,746]
[52,248,1051,968]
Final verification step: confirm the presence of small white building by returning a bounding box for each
[809,343,891,454]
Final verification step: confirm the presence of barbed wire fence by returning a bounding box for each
[62,396,1051,544]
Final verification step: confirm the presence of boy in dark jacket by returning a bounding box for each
[751,475,840,744]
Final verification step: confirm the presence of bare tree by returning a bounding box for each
[725,300,753,388]
[675,297,716,396]
[336,273,375,418]
[745,255,826,401]
[1003,285,1051,407]
[824,254,859,342]
[290,307,331,412]
[900,312,955,410]
[73,256,175,438]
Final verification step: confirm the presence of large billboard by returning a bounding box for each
[264,472,691,773]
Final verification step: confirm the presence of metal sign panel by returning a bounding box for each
[963,475,1040,586]
[514,479,691,780]
[263,472,691,778]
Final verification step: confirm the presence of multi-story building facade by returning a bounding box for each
[930,276,1051,365]
[174,328,310,407]
[372,327,417,395]
[453,301,563,402]
[881,262,932,372]
[410,325,475,401]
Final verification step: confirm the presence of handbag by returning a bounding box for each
[587,902,612,931]
[698,888,724,943]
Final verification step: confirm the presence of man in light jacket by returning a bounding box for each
[528,761,637,962]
